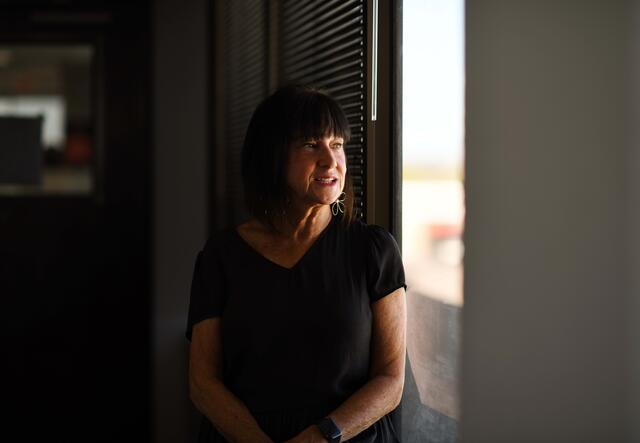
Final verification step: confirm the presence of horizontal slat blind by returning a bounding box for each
[279,0,367,220]
[223,0,268,223]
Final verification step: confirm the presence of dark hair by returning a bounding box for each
[241,84,355,233]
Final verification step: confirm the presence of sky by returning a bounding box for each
[403,0,465,168]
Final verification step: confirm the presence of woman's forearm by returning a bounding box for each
[325,375,403,442]
[190,377,273,443]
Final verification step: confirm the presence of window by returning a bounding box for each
[0,45,95,196]
[402,0,465,441]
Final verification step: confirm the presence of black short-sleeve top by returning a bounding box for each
[186,215,407,442]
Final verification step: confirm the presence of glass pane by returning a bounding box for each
[0,45,94,195]
[402,0,465,442]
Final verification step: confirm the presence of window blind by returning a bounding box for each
[218,0,367,223]
[279,0,367,220]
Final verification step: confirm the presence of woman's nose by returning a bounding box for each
[318,143,338,167]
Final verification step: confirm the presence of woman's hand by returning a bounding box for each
[190,319,275,443]
[282,425,328,443]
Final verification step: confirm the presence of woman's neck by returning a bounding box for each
[267,204,332,242]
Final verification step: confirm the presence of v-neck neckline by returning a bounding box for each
[232,215,336,272]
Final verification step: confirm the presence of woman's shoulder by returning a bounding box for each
[343,217,396,242]
[342,218,402,260]
[199,224,238,258]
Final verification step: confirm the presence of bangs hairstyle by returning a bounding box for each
[241,84,356,233]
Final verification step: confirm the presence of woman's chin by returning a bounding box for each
[309,193,338,206]
[321,196,339,206]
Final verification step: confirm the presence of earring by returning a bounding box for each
[331,192,346,216]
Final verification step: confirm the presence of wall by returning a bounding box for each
[630,3,640,441]
[462,1,635,442]
[153,0,208,441]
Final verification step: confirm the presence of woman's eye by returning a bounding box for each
[332,143,344,149]
[303,142,316,148]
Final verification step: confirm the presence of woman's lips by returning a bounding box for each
[313,177,338,186]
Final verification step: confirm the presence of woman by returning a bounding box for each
[186,84,407,443]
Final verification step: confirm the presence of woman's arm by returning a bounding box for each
[285,287,407,443]
[189,318,273,443]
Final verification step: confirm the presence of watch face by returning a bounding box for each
[318,417,341,442]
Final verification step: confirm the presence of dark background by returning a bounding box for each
[0,1,151,442]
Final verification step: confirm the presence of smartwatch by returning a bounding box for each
[316,417,342,443]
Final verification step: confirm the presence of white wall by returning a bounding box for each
[153,0,208,441]
[462,1,636,442]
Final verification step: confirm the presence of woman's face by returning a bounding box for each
[285,133,347,211]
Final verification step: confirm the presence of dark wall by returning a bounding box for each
[152,0,209,442]
[0,1,152,441]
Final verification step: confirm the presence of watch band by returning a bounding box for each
[316,416,342,443]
